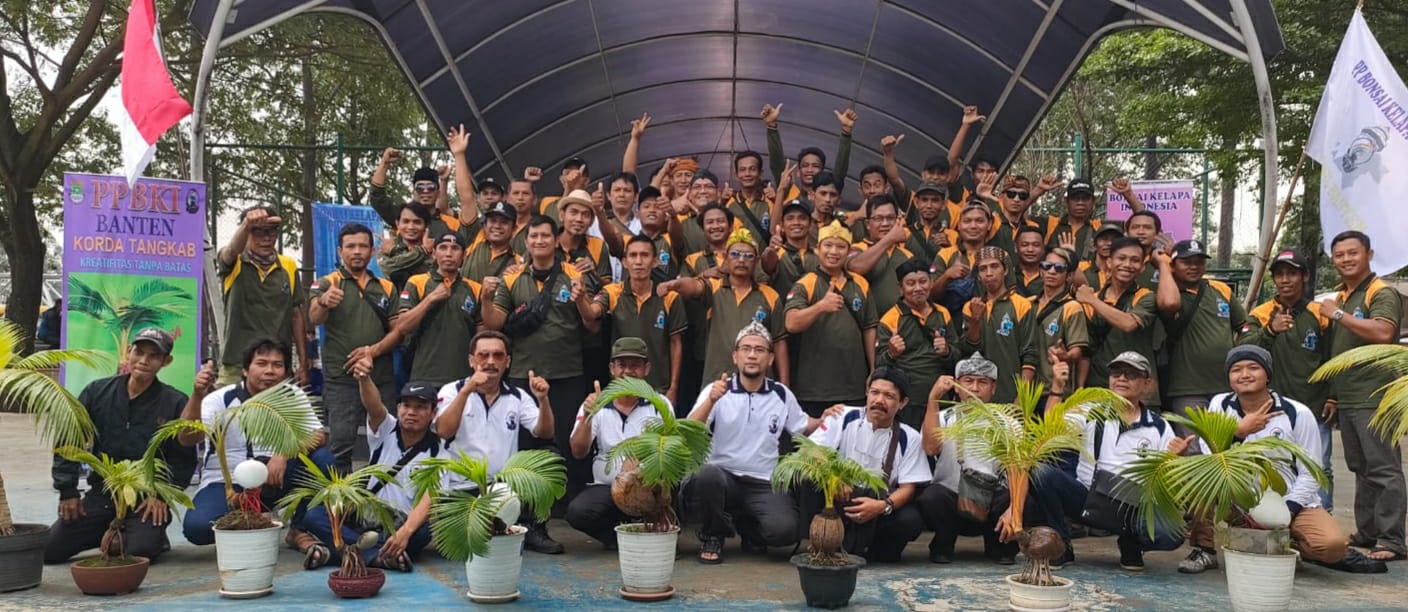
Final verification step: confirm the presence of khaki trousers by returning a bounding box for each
[1190,506,1347,563]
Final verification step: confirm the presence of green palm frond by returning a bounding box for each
[494,450,567,522]
[594,377,674,427]
[227,381,321,457]
[0,321,99,449]
[596,377,712,489]
[277,456,398,539]
[64,277,118,325]
[128,280,191,310]
[772,437,889,509]
[1370,377,1408,442]
[1311,344,1408,382]
[1122,408,1328,537]
[55,447,193,517]
[412,454,490,501]
[945,385,1130,475]
[12,348,109,372]
[427,488,504,561]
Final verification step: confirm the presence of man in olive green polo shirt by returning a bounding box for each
[309,223,400,473]
[1032,247,1090,391]
[588,235,688,404]
[377,203,434,291]
[461,201,522,282]
[360,231,487,388]
[761,197,820,294]
[217,205,307,386]
[1154,239,1245,435]
[957,247,1037,403]
[660,228,790,385]
[877,258,957,428]
[784,221,878,416]
[1319,230,1405,561]
[847,195,915,315]
[368,148,467,243]
[484,215,599,494]
[1074,237,1163,407]
[1240,249,1335,509]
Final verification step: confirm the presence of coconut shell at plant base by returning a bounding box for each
[70,556,150,595]
[328,568,385,599]
[790,553,865,609]
[612,467,668,518]
[809,510,844,555]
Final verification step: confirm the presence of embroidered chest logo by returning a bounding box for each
[658,251,670,267]
[754,306,768,323]
[1045,320,1060,336]
[761,213,771,233]
[462,295,476,314]
[768,415,780,435]
[997,313,1014,337]
[505,413,519,431]
[1303,329,1318,351]
[1136,438,1153,451]
[655,310,666,329]
[1216,299,1230,318]
[556,284,571,303]
[1353,308,1365,319]
[851,297,863,312]
[1269,427,1285,439]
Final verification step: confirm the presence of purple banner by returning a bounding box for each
[61,173,206,396]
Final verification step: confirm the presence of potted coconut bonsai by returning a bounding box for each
[0,319,104,592]
[589,377,711,601]
[277,456,399,598]
[410,449,566,603]
[151,380,321,598]
[943,380,1126,611]
[1123,407,1326,612]
[771,436,889,609]
[53,443,193,595]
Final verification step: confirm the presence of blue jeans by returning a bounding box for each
[182,447,335,545]
[298,505,431,564]
[1319,420,1335,512]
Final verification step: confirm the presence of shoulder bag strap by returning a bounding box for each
[881,419,903,490]
[368,437,432,495]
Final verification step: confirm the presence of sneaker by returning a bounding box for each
[1049,546,1075,570]
[524,524,564,554]
[1068,522,1088,540]
[1118,535,1145,571]
[1177,547,1218,574]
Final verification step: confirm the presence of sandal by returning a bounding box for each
[373,550,414,572]
[286,529,329,570]
[698,536,724,564]
[1368,546,1407,562]
[1348,533,1376,549]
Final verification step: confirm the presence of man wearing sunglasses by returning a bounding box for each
[977,175,1044,262]
[368,146,467,245]
[848,194,916,314]
[1033,247,1090,392]
[215,206,308,386]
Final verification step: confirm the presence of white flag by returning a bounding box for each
[1307,9,1408,275]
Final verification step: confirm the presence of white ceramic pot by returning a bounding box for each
[465,525,526,603]
[1223,547,1299,612]
[213,522,283,598]
[1005,574,1073,611]
[615,524,679,597]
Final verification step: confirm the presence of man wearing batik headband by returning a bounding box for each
[958,247,1038,403]
[656,157,699,215]
[685,322,832,563]
[660,229,791,384]
[784,222,878,416]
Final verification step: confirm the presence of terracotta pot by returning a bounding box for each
[328,568,386,599]
[70,556,150,595]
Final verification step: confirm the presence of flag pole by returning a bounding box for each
[1244,147,1308,305]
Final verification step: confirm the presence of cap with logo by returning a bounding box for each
[435,232,468,249]
[132,328,175,355]
[485,201,518,222]
[914,181,948,197]
[1172,239,1209,260]
[610,337,650,361]
[1108,351,1152,374]
[1066,178,1095,197]
[1094,224,1124,239]
[477,177,505,194]
[1269,249,1307,271]
[399,381,439,403]
[781,197,813,217]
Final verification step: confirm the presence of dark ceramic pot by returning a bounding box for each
[790,553,865,609]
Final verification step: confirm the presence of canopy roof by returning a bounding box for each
[191,0,1282,187]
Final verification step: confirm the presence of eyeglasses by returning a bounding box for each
[1039,261,1069,272]
[1004,190,1030,200]
[1109,369,1149,380]
[735,345,770,355]
[250,228,278,238]
[727,251,757,261]
[868,215,898,223]
[414,183,439,194]
[473,351,508,360]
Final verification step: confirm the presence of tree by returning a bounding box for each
[0,0,192,348]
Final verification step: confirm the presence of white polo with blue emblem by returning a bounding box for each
[366,414,446,513]
[571,398,668,485]
[810,406,929,487]
[435,379,541,489]
[694,374,808,480]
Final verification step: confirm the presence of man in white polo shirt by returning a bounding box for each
[434,330,560,553]
[565,337,669,549]
[1178,345,1385,574]
[684,321,829,564]
[809,367,929,561]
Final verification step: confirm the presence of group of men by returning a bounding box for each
[45,103,1404,574]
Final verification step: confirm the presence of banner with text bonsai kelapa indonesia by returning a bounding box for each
[61,173,206,396]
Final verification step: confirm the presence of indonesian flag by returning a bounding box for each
[119,0,191,186]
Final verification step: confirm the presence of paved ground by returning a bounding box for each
[2,411,1406,610]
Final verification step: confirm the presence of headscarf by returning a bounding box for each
[673,159,700,177]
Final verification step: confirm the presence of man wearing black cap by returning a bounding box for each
[761,197,821,294]
[1240,249,1335,507]
[216,205,307,386]
[46,328,197,563]
[461,201,523,283]
[904,181,959,262]
[566,337,669,549]
[476,177,505,210]
[1076,224,1124,289]
[809,367,929,561]
[1042,177,1105,262]
[369,146,466,243]
[1154,239,1246,432]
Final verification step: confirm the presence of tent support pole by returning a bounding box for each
[1230,0,1279,309]
[189,0,236,359]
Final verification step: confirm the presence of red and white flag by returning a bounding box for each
[119,0,191,186]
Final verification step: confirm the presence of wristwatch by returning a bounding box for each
[1332,309,1346,321]
[883,497,894,516]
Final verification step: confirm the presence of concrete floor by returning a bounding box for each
[1,412,1406,610]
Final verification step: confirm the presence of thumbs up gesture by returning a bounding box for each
[1270,305,1294,334]
[320,283,345,309]
[708,373,730,403]
[584,379,603,414]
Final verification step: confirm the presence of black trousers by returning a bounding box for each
[915,484,1017,557]
[512,374,589,508]
[798,486,924,561]
[684,464,798,547]
[45,490,171,564]
[565,484,629,545]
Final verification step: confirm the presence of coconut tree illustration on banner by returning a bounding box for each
[66,276,193,372]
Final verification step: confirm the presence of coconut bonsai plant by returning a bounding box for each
[771,436,890,609]
[0,319,104,592]
[1123,407,1326,612]
[53,443,193,595]
[942,379,1127,610]
[276,456,398,599]
[588,377,711,601]
[151,380,321,598]
[410,449,566,603]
